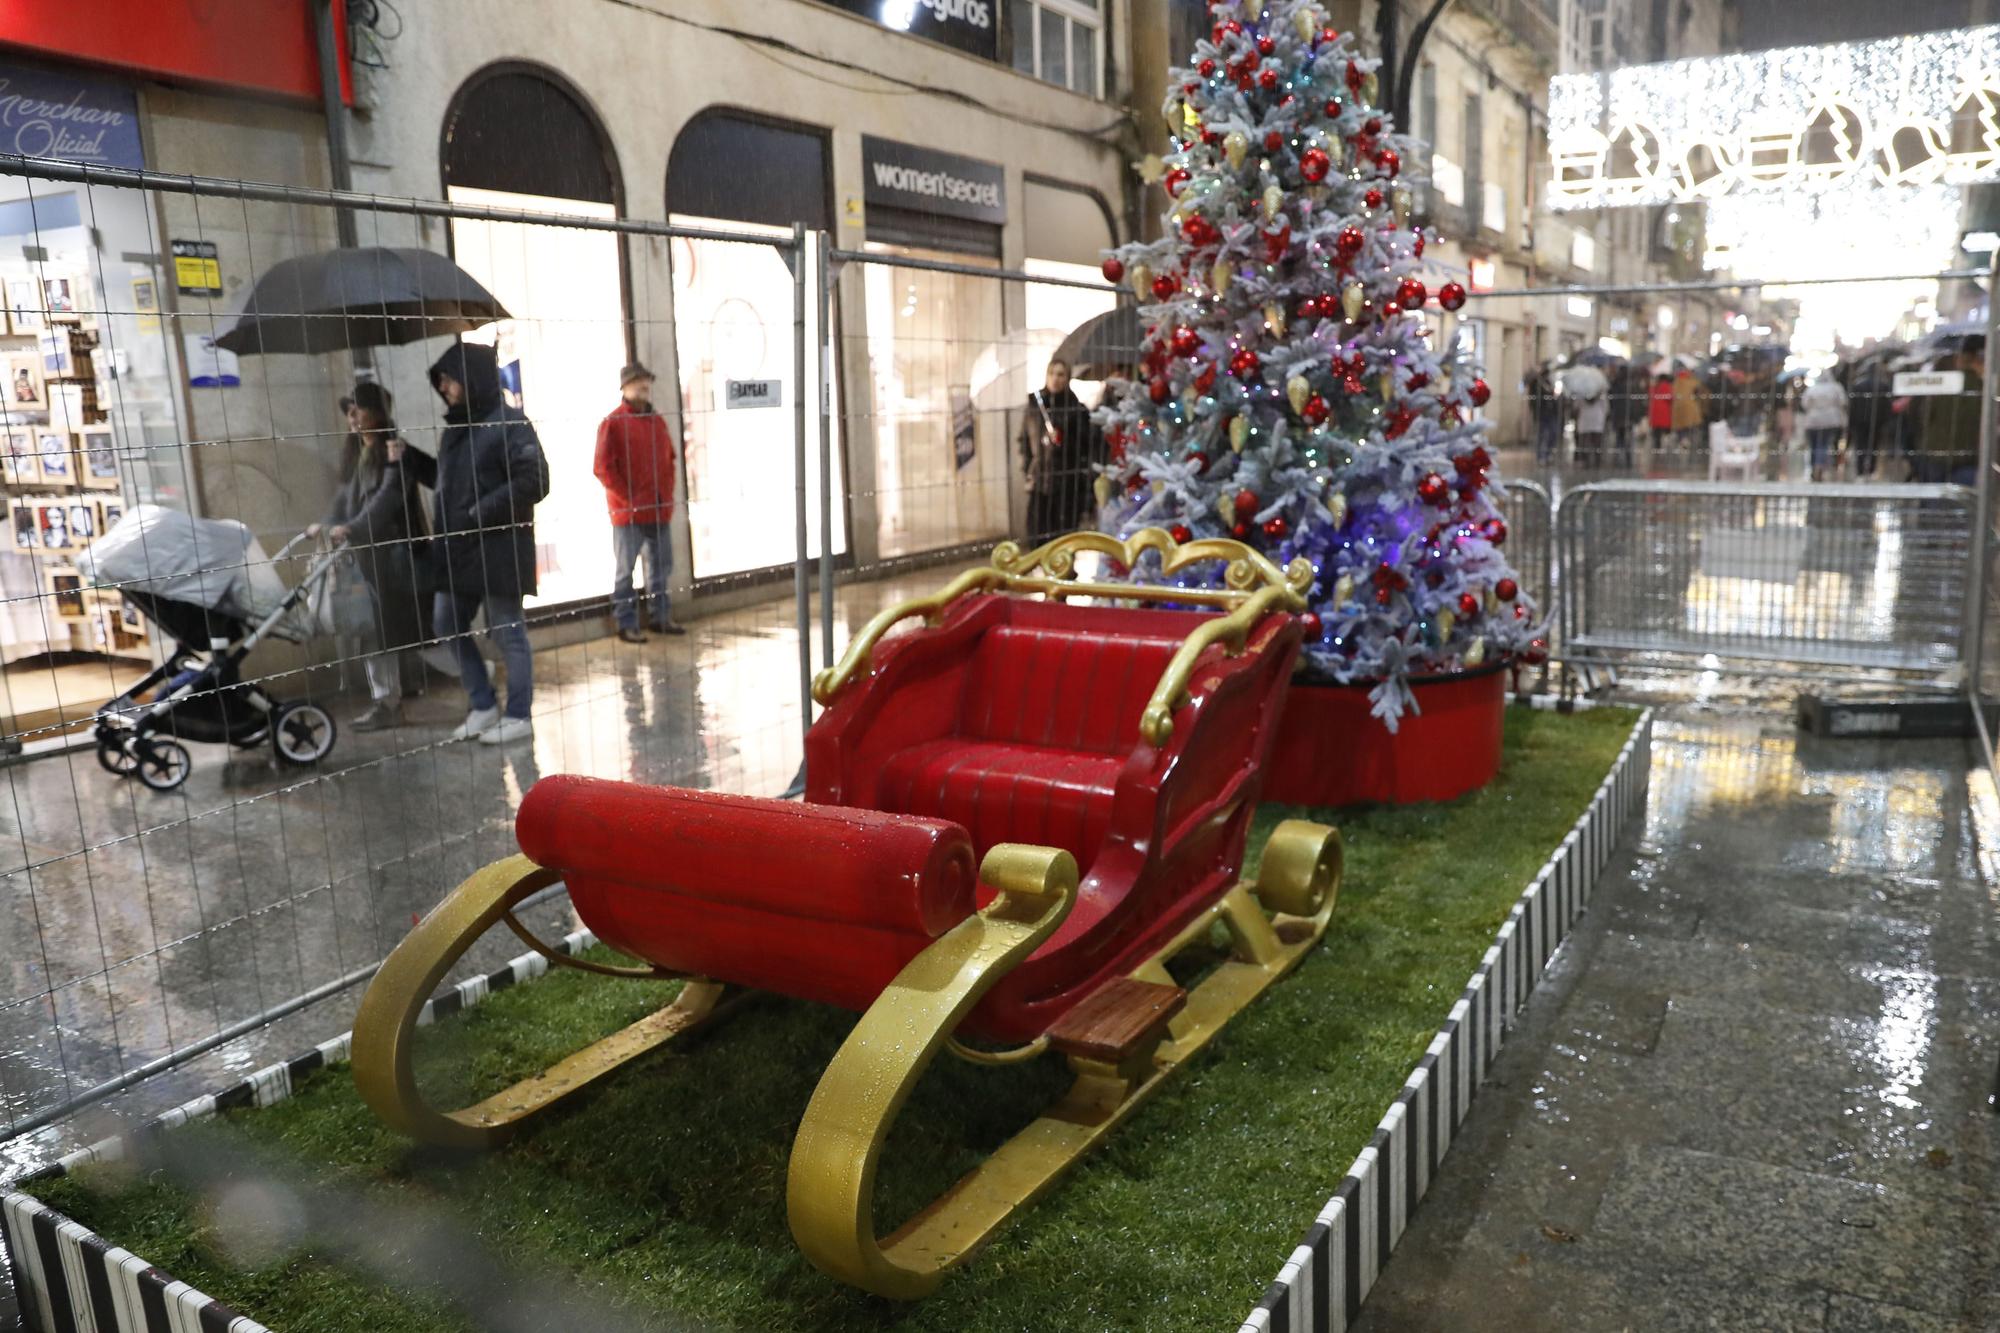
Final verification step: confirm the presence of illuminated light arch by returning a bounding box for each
[1547,23,2000,208]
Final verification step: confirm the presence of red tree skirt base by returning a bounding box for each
[1263,665,1506,808]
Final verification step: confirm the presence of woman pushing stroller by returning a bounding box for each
[308,381,431,732]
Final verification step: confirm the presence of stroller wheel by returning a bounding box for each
[134,740,192,792]
[272,701,337,766]
[96,737,137,777]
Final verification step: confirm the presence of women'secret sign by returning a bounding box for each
[861,137,1007,224]
[0,64,144,170]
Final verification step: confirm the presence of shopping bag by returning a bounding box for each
[309,550,378,638]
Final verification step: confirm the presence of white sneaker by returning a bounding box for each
[478,715,533,745]
[448,706,500,741]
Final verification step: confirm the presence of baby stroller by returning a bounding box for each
[83,506,342,792]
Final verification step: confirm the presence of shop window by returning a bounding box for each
[667,113,846,584]
[0,177,181,690]
[1007,0,1101,98]
[863,246,1009,559]
[442,65,626,612]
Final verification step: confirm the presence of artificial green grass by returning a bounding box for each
[35,705,1639,1332]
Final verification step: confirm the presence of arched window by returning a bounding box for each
[439,64,628,609]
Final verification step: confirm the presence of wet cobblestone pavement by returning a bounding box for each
[1356,706,2000,1331]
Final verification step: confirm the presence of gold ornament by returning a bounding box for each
[1138,155,1166,184]
[1263,183,1285,220]
[1229,416,1251,452]
[1342,282,1365,320]
[1294,8,1316,40]
[1211,257,1234,296]
[1130,263,1153,299]
[1333,573,1355,606]
[1224,131,1250,171]
[1437,371,1453,396]
[1378,374,1394,402]
[1437,609,1455,641]
[1151,478,1167,495]
[1327,490,1348,529]
[1362,73,1379,105]
[1329,137,1347,167]
[1094,475,1114,506]
[1182,102,1202,132]
[1218,494,1237,525]
[1485,589,1500,615]
[1287,375,1311,413]
[1264,302,1286,336]
[1465,636,1487,668]
[1392,188,1412,225]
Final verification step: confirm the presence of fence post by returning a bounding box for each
[793,222,812,744]
[818,230,837,668]
[1967,250,2000,697]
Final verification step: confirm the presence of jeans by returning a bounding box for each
[1535,414,1561,464]
[612,522,673,631]
[434,590,533,720]
[1806,427,1840,474]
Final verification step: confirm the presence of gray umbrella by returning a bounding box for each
[1052,302,1143,380]
[212,246,509,355]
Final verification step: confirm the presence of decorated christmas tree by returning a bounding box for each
[1094,0,1541,726]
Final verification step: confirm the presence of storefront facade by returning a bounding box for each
[345,0,1134,588]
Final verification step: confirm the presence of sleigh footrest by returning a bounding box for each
[1046,976,1187,1065]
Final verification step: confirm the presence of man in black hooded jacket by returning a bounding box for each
[393,342,550,744]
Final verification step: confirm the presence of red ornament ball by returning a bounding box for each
[1397,277,1427,308]
[1199,58,1217,77]
[1169,524,1193,543]
[1364,116,1382,134]
[1262,515,1290,540]
[1336,226,1365,259]
[1452,452,1480,475]
[1365,188,1384,209]
[1195,364,1218,393]
[1416,472,1449,505]
[1523,636,1549,666]
[1257,35,1276,56]
[1229,347,1261,379]
[1259,68,1280,91]
[1165,167,1191,197]
[1232,521,1251,540]
[1345,61,1365,93]
[1302,393,1329,425]
[1458,592,1480,617]
[1233,487,1260,514]
[1438,280,1467,311]
[1300,612,1323,639]
[1265,130,1284,152]
[1377,148,1401,178]
[1381,300,1402,318]
[1482,517,1508,545]
[1496,577,1519,602]
[1300,147,1332,182]
[1324,98,1342,118]
[1187,449,1210,474]
[1263,222,1293,262]
[1170,326,1201,357]
[1148,376,1171,404]
[1102,257,1125,284]
[1469,377,1492,407]
[1152,273,1181,301]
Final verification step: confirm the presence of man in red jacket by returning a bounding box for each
[594,362,684,642]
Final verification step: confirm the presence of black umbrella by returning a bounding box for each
[1052,302,1143,380]
[212,246,509,355]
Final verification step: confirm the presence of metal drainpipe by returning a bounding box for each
[314,0,367,376]
[1964,250,2000,694]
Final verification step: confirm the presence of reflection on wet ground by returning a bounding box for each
[0,571,935,1181]
[1357,705,2000,1332]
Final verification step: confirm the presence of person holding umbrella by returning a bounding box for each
[395,341,550,746]
[1019,357,1099,545]
[308,381,430,730]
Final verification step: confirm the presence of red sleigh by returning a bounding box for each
[352,529,1343,1298]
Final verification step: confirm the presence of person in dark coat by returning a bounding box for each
[395,342,550,745]
[309,381,430,731]
[1019,357,1100,545]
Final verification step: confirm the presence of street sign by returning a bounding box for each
[1892,370,1965,396]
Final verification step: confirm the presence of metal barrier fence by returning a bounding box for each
[1557,480,1973,679]
[0,158,843,1170]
